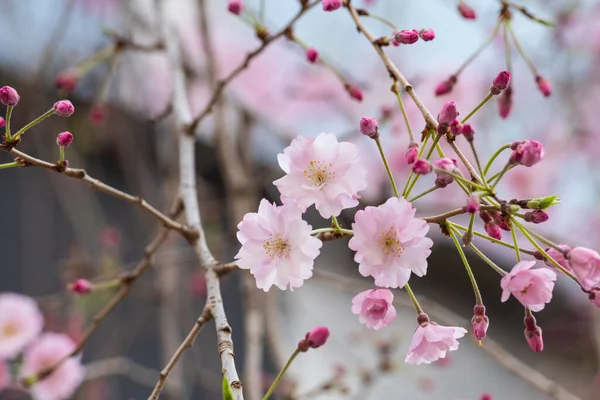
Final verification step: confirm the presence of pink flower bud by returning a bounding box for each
[567,247,600,290]
[405,142,418,164]
[589,288,600,308]
[394,29,419,45]
[322,0,342,11]
[57,131,74,147]
[484,223,502,240]
[0,117,5,128]
[359,116,379,139]
[345,83,363,102]
[471,305,489,342]
[419,29,435,42]
[480,394,493,400]
[90,104,106,124]
[298,326,330,352]
[458,3,476,19]
[450,119,462,134]
[227,0,243,15]
[0,86,20,106]
[498,87,513,119]
[491,71,511,95]
[53,100,75,117]
[461,124,474,141]
[463,194,480,214]
[306,47,319,63]
[437,100,459,125]
[69,279,93,295]
[535,76,551,97]
[435,77,456,96]
[412,159,432,175]
[542,245,571,272]
[392,40,400,47]
[523,315,543,352]
[524,210,549,224]
[55,69,80,92]
[509,140,545,167]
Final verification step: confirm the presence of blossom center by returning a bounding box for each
[379,227,404,257]
[1,323,18,338]
[263,233,291,259]
[520,284,531,295]
[366,300,388,318]
[304,160,334,187]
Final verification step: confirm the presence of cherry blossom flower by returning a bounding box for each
[349,197,433,288]
[20,333,84,400]
[568,247,600,290]
[351,289,396,330]
[500,261,556,311]
[274,133,367,218]
[0,293,44,359]
[405,315,467,365]
[235,200,322,291]
[542,245,571,272]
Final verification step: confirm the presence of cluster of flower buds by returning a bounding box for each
[433,158,458,188]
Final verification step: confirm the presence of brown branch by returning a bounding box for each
[148,307,213,400]
[345,4,482,183]
[23,198,183,387]
[7,148,197,241]
[188,0,321,132]
[422,205,499,224]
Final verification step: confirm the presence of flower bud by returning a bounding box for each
[498,86,513,119]
[525,195,561,210]
[524,210,549,224]
[90,104,106,124]
[306,47,319,63]
[0,117,5,128]
[490,71,511,95]
[344,83,363,102]
[535,76,552,97]
[322,0,342,11]
[359,116,379,139]
[55,69,80,92]
[69,279,93,295]
[471,305,489,343]
[405,142,418,164]
[419,29,435,42]
[435,77,456,96]
[450,119,462,134]
[394,29,419,45]
[463,194,480,214]
[437,100,459,125]
[479,210,492,224]
[412,159,432,175]
[57,131,74,147]
[0,86,19,106]
[523,314,543,352]
[433,158,457,188]
[543,245,572,272]
[298,326,330,352]
[227,0,243,15]
[484,223,501,240]
[458,3,476,19]
[53,100,75,117]
[461,124,474,141]
[509,140,545,167]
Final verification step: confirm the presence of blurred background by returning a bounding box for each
[0,0,598,399]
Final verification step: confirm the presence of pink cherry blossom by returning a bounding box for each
[0,293,44,359]
[568,246,600,290]
[0,360,9,394]
[500,261,557,312]
[351,289,397,330]
[20,333,84,400]
[349,197,433,288]
[542,245,572,272]
[274,133,367,218]
[405,320,467,365]
[235,200,322,291]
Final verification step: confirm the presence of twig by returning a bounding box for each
[148,307,213,400]
[6,148,197,241]
[188,0,320,132]
[160,4,244,398]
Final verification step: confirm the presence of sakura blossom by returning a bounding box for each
[349,197,433,288]
[235,199,322,291]
[405,318,467,365]
[351,288,397,330]
[500,261,557,312]
[542,245,572,272]
[0,293,44,360]
[274,133,367,219]
[20,333,85,400]
[568,247,600,290]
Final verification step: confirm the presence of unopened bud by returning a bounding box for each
[0,86,20,106]
[359,116,379,139]
[53,100,75,117]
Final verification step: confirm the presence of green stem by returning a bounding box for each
[408,186,437,202]
[263,349,300,400]
[395,87,415,142]
[512,218,578,281]
[404,132,445,198]
[469,142,487,186]
[5,106,13,140]
[365,13,398,30]
[375,138,400,197]
[488,164,515,185]
[506,21,538,76]
[449,222,535,255]
[523,228,564,253]
[449,226,483,304]
[491,163,511,189]
[432,168,488,191]
[310,227,353,236]
[59,146,65,163]
[331,216,342,232]
[402,134,430,197]
[483,144,511,176]
[404,283,423,314]
[0,161,21,170]
[13,109,55,139]
[511,226,521,262]
[503,20,512,73]
[461,93,493,124]
[469,243,507,276]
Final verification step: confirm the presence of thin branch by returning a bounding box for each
[188,0,321,132]
[6,148,197,241]
[148,307,213,400]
